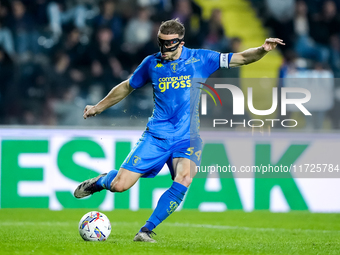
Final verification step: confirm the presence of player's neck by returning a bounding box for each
[172,47,183,61]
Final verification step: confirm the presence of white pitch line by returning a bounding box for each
[163,222,340,234]
[1,221,339,234]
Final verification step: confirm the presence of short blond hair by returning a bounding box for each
[159,18,185,38]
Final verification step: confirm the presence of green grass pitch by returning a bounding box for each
[0,209,339,254]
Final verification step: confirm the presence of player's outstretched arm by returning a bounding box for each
[83,79,134,119]
[229,38,285,68]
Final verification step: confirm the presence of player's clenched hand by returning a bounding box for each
[262,38,285,52]
[83,105,100,119]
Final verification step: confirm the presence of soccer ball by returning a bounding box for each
[78,211,111,241]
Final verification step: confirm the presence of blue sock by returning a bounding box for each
[95,170,118,190]
[140,182,188,232]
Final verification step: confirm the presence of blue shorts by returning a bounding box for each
[121,131,202,179]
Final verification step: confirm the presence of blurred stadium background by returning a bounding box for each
[1,0,340,128]
[0,0,340,214]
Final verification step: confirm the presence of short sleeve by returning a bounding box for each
[129,56,152,89]
[202,49,220,75]
[201,50,233,75]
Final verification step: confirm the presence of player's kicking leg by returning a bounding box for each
[134,157,196,243]
[74,168,141,198]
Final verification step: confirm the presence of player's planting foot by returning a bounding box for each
[133,227,157,243]
[74,173,107,198]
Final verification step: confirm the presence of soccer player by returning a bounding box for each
[74,18,284,242]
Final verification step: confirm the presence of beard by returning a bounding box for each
[168,51,178,60]
[161,49,179,61]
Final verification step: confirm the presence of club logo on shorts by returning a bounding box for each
[171,63,178,73]
[132,156,141,166]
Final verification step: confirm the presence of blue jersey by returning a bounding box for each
[129,46,233,139]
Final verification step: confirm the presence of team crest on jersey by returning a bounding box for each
[155,63,163,68]
[132,156,141,166]
[171,63,178,73]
